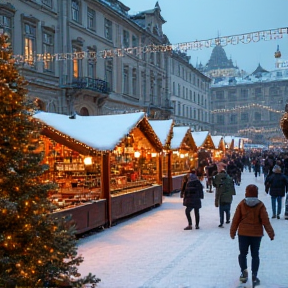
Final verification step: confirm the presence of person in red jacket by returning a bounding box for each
[230,184,275,287]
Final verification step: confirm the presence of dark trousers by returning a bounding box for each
[185,206,199,226]
[238,235,262,276]
[219,203,231,225]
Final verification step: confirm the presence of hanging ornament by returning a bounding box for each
[275,45,281,58]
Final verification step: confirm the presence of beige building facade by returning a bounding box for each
[1,0,210,131]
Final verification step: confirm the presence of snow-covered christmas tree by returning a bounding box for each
[0,33,100,287]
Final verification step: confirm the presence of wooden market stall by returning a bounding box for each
[191,131,216,179]
[224,136,235,151]
[149,120,197,195]
[34,111,163,233]
[211,135,226,161]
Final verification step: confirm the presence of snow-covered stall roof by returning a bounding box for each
[170,126,196,151]
[211,135,225,150]
[232,137,244,150]
[148,119,173,147]
[33,111,162,153]
[192,131,215,149]
[224,136,234,150]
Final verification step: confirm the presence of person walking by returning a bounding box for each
[213,169,236,227]
[265,164,288,219]
[180,168,204,230]
[230,184,275,287]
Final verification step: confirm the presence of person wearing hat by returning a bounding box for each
[230,184,274,287]
[265,164,288,219]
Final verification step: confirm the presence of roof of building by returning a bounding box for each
[205,44,236,71]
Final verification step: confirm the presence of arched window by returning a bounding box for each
[79,107,89,116]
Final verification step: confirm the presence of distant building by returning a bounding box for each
[0,0,210,131]
[197,44,241,78]
[210,63,287,144]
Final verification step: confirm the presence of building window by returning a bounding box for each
[24,23,36,66]
[132,68,137,96]
[123,30,129,48]
[230,114,237,124]
[87,7,95,30]
[216,90,224,100]
[269,111,278,121]
[254,112,261,121]
[72,0,80,22]
[132,35,138,56]
[193,92,196,102]
[193,109,196,119]
[104,18,112,40]
[156,52,160,67]
[178,102,181,116]
[0,14,12,38]
[105,59,113,91]
[72,47,82,78]
[42,0,52,8]
[123,65,129,94]
[141,71,146,102]
[150,53,154,64]
[189,90,192,101]
[88,48,97,78]
[240,89,248,98]
[255,87,262,97]
[217,115,224,124]
[173,82,176,95]
[228,89,236,100]
[43,31,54,71]
[178,84,180,97]
[241,113,248,122]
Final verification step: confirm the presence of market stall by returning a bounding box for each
[149,120,197,195]
[191,131,216,179]
[34,111,163,232]
[211,135,226,161]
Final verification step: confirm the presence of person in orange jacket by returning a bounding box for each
[230,184,275,287]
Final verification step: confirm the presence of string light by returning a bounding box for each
[4,27,287,63]
[238,127,282,134]
[211,103,283,114]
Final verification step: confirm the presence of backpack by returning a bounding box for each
[220,175,236,196]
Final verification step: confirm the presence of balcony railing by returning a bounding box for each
[62,77,110,94]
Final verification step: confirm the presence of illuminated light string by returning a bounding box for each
[238,127,282,134]
[1,27,287,63]
[212,103,283,114]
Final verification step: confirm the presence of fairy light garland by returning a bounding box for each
[211,103,282,114]
[238,127,282,134]
[3,27,287,63]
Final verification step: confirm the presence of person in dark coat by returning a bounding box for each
[213,169,236,227]
[180,168,204,230]
[265,164,288,219]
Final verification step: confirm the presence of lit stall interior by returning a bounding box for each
[110,126,161,195]
[211,135,226,161]
[40,136,102,210]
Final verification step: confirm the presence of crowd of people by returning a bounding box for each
[180,149,288,287]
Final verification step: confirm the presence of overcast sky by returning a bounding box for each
[121,0,288,74]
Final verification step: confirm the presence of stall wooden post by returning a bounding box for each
[167,151,173,194]
[157,153,163,184]
[102,152,111,227]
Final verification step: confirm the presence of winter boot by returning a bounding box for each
[252,275,260,287]
[184,225,192,230]
[239,269,248,283]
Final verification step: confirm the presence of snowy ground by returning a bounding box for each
[77,170,288,288]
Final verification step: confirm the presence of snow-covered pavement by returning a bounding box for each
[77,170,288,288]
